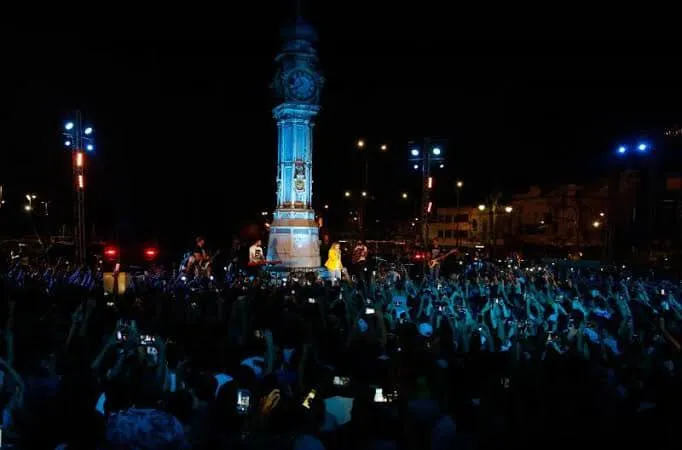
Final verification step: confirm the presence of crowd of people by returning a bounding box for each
[0,241,681,449]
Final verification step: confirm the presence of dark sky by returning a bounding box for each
[1,9,680,249]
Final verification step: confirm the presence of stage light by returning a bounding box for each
[84,127,93,135]
[432,147,441,155]
[411,149,419,156]
[86,144,94,151]
[64,140,71,147]
[617,146,626,154]
[439,163,444,168]
[104,246,119,260]
[413,164,419,170]
[427,177,433,189]
[143,247,158,261]
[65,122,74,130]
[76,152,84,168]
[478,204,486,211]
[638,143,647,151]
[78,175,84,189]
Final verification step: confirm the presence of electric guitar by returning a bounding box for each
[428,249,458,268]
[248,259,282,267]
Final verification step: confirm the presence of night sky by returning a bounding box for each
[1,10,680,252]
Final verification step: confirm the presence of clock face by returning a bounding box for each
[287,70,316,102]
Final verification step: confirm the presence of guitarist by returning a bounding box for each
[429,239,443,280]
[248,239,265,275]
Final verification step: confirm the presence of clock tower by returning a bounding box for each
[266,18,324,269]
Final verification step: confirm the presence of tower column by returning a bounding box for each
[267,104,321,269]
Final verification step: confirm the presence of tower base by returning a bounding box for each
[266,209,321,269]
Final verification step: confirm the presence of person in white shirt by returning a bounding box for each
[249,240,264,265]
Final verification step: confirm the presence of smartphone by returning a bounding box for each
[333,376,350,387]
[302,389,317,409]
[308,298,316,304]
[661,289,666,296]
[365,307,375,315]
[141,335,155,345]
[254,330,263,339]
[106,301,115,308]
[237,389,250,414]
[373,387,387,403]
[546,332,553,342]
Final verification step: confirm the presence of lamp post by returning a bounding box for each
[63,112,95,265]
[408,138,446,246]
[610,140,652,261]
[455,180,463,247]
[356,138,388,237]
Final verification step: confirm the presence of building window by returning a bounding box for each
[437,230,444,238]
[454,230,468,238]
[444,230,452,238]
[454,214,469,222]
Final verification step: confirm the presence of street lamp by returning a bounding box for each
[380,144,387,151]
[401,192,408,199]
[62,112,95,265]
[478,204,486,211]
[593,221,601,228]
[456,180,463,188]
[24,204,32,212]
[357,139,365,149]
[504,206,513,213]
[344,191,351,198]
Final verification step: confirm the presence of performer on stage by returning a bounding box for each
[184,236,210,275]
[351,239,368,282]
[249,239,265,265]
[429,238,442,280]
[325,242,343,283]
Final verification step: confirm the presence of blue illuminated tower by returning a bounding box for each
[266,19,324,269]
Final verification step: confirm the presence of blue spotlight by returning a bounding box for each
[86,144,94,151]
[64,140,71,147]
[84,127,93,135]
[413,164,419,170]
[411,149,419,156]
[432,147,441,156]
[64,122,74,130]
[637,143,647,152]
[617,146,626,154]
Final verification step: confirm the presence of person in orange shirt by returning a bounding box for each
[325,242,343,282]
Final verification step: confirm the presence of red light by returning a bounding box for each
[104,246,119,260]
[143,247,158,261]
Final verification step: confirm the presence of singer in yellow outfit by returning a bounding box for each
[325,242,343,282]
